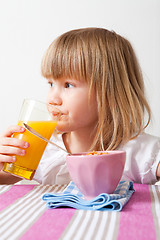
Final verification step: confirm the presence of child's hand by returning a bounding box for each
[0,125,29,170]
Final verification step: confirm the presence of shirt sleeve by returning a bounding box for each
[119,133,160,184]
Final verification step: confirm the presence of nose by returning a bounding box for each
[50,96,62,106]
[48,96,62,106]
[48,88,62,106]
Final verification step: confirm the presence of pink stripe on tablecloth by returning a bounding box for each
[21,208,76,240]
[0,185,35,211]
[117,184,156,240]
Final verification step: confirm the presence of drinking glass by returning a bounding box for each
[3,99,59,180]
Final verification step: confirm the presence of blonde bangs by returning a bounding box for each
[41,32,91,83]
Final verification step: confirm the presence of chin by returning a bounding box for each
[56,123,70,133]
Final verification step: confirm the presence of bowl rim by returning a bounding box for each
[66,150,126,158]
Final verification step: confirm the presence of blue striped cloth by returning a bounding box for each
[42,181,135,211]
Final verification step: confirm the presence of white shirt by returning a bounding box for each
[33,133,160,185]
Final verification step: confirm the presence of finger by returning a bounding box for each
[0,146,26,156]
[0,162,3,170]
[0,137,29,149]
[0,125,26,138]
[0,154,16,164]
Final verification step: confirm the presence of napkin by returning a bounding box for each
[42,181,134,211]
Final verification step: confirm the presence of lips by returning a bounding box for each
[51,111,61,116]
[47,104,67,119]
[51,111,67,121]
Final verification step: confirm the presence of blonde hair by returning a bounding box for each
[41,27,151,150]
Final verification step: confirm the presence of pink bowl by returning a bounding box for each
[66,151,126,199]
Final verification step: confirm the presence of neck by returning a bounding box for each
[63,128,96,154]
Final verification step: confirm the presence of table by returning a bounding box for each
[0,183,160,240]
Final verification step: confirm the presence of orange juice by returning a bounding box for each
[3,120,57,180]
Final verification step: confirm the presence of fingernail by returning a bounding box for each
[21,150,26,155]
[24,142,29,148]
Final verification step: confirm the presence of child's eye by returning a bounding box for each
[65,83,74,88]
[48,82,54,88]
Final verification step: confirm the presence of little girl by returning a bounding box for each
[0,27,160,185]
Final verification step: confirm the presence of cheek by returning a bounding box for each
[63,88,98,124]
[70,99,98,124]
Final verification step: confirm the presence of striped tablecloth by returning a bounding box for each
[0,183,160,240]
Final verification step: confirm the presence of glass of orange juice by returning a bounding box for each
[3,99,59,180]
